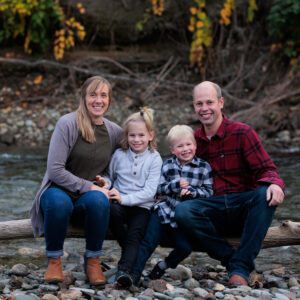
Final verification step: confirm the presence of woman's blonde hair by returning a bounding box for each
[76,76,112,143]
[121,107,157,152]
[167,125,196,146]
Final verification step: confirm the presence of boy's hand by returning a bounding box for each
[94,175,109,189]
[180,188,192,198]
[109,188,122,204]
[180,179,189,188]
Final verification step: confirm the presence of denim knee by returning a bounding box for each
[174,202,192,224]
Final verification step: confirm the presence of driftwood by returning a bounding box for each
[0,219,299,249]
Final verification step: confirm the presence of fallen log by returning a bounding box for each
[0,219,299,249]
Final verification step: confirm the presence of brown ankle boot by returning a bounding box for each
[86,257,107,285]
[45,257,64,283]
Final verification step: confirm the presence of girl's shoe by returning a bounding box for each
[115,270,133,288]
[148,261,166,279]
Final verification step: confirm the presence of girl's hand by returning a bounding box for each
[180,179,189,188]
[109,188,122,204]
[180,188,192,198]
[94,175,109,189]
[90,184,109,198]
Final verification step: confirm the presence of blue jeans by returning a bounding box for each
[174,186,275,280]
[40,187,110,258]
[131,211,193,280]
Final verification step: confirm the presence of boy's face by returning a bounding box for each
[170,137,196,165]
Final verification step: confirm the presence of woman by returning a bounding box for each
[30,76,123,285]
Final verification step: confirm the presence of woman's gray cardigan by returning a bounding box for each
[30,111,123,237]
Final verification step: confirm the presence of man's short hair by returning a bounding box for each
[192,81,222,100]
[167,125,196,146]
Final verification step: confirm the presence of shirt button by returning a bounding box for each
[133,172,136,175]
[135,156,138,159]
[134,163,137,166]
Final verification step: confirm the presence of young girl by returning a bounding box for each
[103,107,162,288]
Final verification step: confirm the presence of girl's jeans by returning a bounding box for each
[174,186,275,280]
[40,187,110,258]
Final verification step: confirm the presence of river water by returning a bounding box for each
[0,146,299,272]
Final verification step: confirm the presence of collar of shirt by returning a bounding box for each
[128,147,150,161]
[172,155,201,168]
[198,114,229,141]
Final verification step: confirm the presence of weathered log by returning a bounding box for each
[0,219,299,249]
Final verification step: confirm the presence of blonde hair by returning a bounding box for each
[121,107,157,152]
[167,125,196,146]
[76,76,112,143]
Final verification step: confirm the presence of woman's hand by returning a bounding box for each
[94,175,109,189]
[90,184,109,198]
[109,188,122,204]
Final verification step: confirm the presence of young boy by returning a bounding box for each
[130,125,213,285]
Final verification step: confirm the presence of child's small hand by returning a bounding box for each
[109,188,122,204]
[180,179,189,188]
[94,175,109,189]
[180,188,192,198]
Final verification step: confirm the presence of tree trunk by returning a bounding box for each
[0,219,299,249]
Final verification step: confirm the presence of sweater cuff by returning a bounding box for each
[120,195,132,206]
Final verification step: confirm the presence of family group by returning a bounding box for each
[30,76,284,289]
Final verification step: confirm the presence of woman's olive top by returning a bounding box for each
[30,111,123,237]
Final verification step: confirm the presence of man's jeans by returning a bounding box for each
[174,186,275,280]
[131,211,193,280]
[40,187,110,258]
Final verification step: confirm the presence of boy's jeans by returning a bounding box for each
[131,211,193,280]
[40,187,110,258]
[175,186,275,280]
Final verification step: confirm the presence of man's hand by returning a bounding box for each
[266,184,284,206]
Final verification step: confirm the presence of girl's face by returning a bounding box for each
[127,121,154,154]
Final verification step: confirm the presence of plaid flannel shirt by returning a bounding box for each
[194,114,284,195]
[154,155,213,227]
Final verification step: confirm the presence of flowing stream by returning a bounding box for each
[0,146,299,271]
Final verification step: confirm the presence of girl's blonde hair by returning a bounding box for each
[76,76,112,143]
[167,125,196,146]
[121,107,157,152]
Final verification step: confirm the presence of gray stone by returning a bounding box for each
[70,287,95,294]
[193,287,209,298]
[183,278,200,290]
[10,264,29,276]
[166,265,192,281]
[274,293,290,300]
[165,287,192,298]
[152,292,173,300]
[289,277,299,287]
[39,284,60,292]
[215,291,225,298]
[13,295,39,300]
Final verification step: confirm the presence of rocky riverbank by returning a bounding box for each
[1,94,300,153]
[1,254,299,300]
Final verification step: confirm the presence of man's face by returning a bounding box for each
[193,84,224,128]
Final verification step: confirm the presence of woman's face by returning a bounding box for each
[85,83,110,124]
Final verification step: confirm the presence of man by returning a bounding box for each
[174,81,284,286]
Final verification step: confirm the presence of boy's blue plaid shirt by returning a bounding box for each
[154,155,213,227]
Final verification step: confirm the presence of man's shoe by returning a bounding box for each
[148,261,166,280]
[228,274,248,286]
[45,257,64,283]
[86,257,107,285]
[115,270,133,288]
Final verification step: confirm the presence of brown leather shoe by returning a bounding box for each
[45,257,64,283]
[228,274,248,286]
[86,257,107,285]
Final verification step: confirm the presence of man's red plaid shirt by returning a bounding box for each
[194,115,284,196]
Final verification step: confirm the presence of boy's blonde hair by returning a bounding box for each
[121,107,157,152]
[167,125,196,146]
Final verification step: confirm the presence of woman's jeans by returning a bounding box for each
[40,187,110,258]
[131,211,193,280]
[174,186,275,281]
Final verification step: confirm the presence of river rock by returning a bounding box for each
[41,294,60,300]
[58,289,82,300]
[166,265,192,281]
[193,287,209,298]
[289,277,299,287]
[183,278,200,289]
[10,264,29,276]
[148,279,168,293]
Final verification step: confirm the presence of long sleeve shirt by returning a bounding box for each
[104,148,163,210]
[154,155,213,227]
[194,114,284,196]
